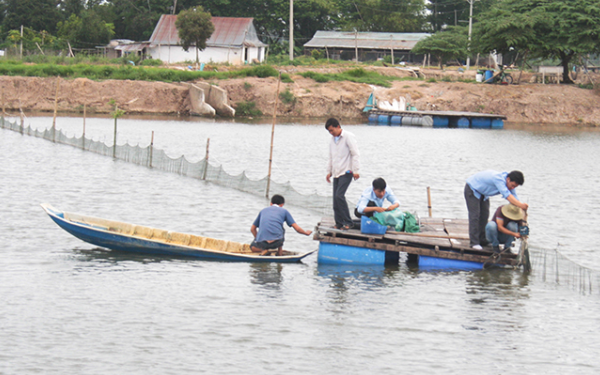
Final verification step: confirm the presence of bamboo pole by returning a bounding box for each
[149,131,154,168]
[265,72,282,198]
[82,104,86,149]
[202,138,210,180]
[113,106,118,159]
[52,77,60,142]
[427,186,432,217]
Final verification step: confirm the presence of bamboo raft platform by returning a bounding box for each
[313,216,520,269]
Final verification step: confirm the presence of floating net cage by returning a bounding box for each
[3,117,600,294]
[1,117,334,215]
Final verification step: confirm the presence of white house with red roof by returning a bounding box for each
[148,15,267,64]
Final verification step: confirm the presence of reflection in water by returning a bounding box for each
[249,262,283,288]
[317,263,400,294]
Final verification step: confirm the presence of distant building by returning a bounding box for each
[148,15,267,64]
[303,31,430,63]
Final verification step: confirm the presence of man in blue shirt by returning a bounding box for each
[250,194,313,256]
[464,170,528,250]
[355,177,400,218]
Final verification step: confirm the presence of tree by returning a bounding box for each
[57,11,114,48]
[175,7,215,64]
[2,0,61,34]
[411,26,468,68]
[339,0,428,32]
[475,0,600,83]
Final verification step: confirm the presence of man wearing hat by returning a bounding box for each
[485,204,525,253]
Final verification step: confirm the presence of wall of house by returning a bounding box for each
[149,45,264,65]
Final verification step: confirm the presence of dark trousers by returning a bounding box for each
[354,200,377,218]
[333,173,353,228]
[464,183,489,247]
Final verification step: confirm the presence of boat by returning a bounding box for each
[41,204,316,263]
[313,216,531,270]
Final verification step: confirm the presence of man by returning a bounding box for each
[464,170,528,250]
[355,177,399,218]
[250,194,312,256]
[325,118,360,230]
[486,204,524,253]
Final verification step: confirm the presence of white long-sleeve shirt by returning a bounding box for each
[327,129,360,178]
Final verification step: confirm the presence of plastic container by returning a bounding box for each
[390,115,402,126]
[422,115,434,127]
[368,114,378,124]
[471,117,492,129]
[361,215,387,235]
[491,119,504,129]
[377,115,390,125]
[433,116,449,128]
[484,70,494,83]
[450,117,470,128]
[476,73,484,83]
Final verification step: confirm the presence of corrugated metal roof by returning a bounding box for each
[115,42,149,52]
[304,31,431,50]
[149,15,266,48]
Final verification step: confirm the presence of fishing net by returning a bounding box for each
[1,117,334,215]
[529,246,600,295]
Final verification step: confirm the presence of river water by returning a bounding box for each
[1,115,599,374]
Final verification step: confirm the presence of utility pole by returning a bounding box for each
[466,0,478,70]
[289,0,294,61]
[20,25,23,59]
[172,0,177,14]
[355,29,358,62]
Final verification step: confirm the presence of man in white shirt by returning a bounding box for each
[325,118,360,230]
[355,178,399,218]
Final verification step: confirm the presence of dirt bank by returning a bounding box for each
[1,67,599,126]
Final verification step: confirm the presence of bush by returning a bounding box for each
[279,89,296,104]
[235,101,262,116]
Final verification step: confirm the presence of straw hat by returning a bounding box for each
[501,204,525,221]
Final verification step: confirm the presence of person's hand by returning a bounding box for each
[520,202,529,211]
[305,230,313,236]
[353,173,360,180]
[515,233,521,239]
[326,173,331,183]
[376,207,386,213]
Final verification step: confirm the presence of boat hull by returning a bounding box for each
[42,204,315,263]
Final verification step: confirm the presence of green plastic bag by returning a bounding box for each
[372,210,420,233]
[403,212,420,233]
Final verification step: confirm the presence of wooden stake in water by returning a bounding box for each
[265,72,282,199]
[202,138,210,180]
[427,186,432,217]
[82,104,86,149]
[52,77,60,142]
[149,131,154,168]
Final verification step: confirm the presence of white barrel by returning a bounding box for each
[476,73,483,83]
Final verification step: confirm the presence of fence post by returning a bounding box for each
[202,138,210,180]
[149,131,154,168]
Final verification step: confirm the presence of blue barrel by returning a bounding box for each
[471,117,492,129]
[450,117,470,128]
[390,115,402,126]
[368,114,378,124]
[484,70,494,83]
[432,116,449,128]
[377,115,390,125]
[491,119,504,129]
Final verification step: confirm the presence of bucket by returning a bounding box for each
[484,70,494,83]
[476,73,483,83]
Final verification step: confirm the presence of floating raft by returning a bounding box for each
[367,109,507,129]
[313,216,521,269]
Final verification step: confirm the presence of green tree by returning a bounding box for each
[57,11,114,48]
[475,0,600,83]
[412,26,468,68]
[2,0,61,34]
[175,7,215,63]
[340,0,428,32]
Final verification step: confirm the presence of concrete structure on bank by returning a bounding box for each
[303,31,430,63]
[148,15,267,65]
[188,83,235,117]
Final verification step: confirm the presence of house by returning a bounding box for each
[303,31,430,63]
[148,15,267,64]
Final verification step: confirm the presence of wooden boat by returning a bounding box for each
[313,216,531,270]
[41,204,316,263]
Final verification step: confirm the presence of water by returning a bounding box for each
[1,115,599,374]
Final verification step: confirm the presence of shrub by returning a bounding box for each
[279,89,296,104]
[235,101,262,116]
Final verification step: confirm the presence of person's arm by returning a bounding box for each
[385,203,399,211]
[363,206,386,214]
[506,194,529,211]
[291,223,313,236]
[347,134,360,180]
[326,139,333,183]
[385,189,400,211]
[496,218,521,238]
[251,224,258,238]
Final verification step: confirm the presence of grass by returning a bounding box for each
[299,67,411,88]
[235,101,262,116]
[279,89,296,104]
